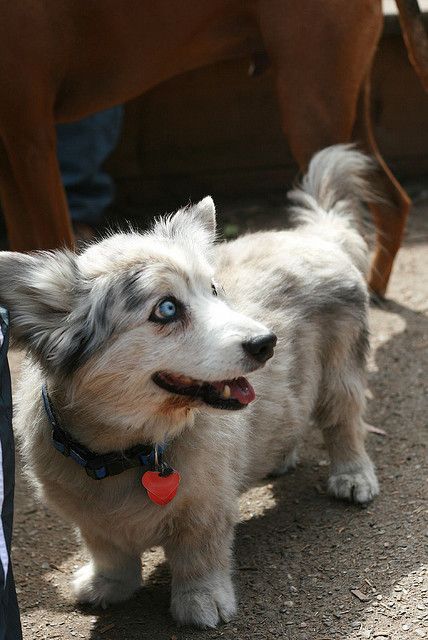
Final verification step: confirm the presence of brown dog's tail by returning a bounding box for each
[396,0,428,91]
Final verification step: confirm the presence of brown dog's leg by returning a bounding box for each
[354,78,411,298]
[0,116,74,251]
[257,0,384,165]
[257,1,407,295]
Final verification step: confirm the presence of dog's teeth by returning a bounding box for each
[223,384,231,399]
[179,376,193,385]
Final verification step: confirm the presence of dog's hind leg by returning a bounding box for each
[258,0,383,167]
[73,530,142,608]
[314,331,379,505]
[323,414,379,506]
[353,76,411,298]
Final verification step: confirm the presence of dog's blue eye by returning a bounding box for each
[152,298,178,322]
[158,300,176,318]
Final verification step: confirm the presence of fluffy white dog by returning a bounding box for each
[2,145,379,627]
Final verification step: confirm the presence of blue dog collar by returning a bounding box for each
[42,385,167,480]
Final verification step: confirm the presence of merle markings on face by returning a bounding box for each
[0,197,277,416]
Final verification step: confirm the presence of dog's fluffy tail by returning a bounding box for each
[288,144,378,274]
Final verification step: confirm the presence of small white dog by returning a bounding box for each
[2,145,379,627]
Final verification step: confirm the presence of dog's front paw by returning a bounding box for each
[72,562,140,608]
[328,462,379,505]
[171,570,236,628]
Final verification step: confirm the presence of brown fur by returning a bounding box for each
[0,1,426,295]
[159,397,195,416]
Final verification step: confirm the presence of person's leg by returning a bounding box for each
[0,307,22,640]
[56,105,123,229]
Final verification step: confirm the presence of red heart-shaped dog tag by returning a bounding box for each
[141,470,180,505]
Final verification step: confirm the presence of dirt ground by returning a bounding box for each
[9,192,428,640]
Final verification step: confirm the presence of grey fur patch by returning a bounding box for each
[273,271,367,324]
[60,267,152,375]
[280,273,301,298]
[307,281,367,321]
[93,297,109,331]
[59,299,114,375]
[352,326,370,366]
[121,269,147,312]
[60,323,94,375]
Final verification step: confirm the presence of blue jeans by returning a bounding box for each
[56,106,123,226]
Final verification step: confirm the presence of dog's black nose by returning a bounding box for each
[242,333,277,363]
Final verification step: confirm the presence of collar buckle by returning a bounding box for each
[85,466,108,480]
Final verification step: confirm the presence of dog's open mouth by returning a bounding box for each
[152,371,256,410]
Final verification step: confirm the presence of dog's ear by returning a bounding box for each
[0,250,78,357]
[187,196,217,241]
[155,196,217,247]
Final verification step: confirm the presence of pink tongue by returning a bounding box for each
[230,377,256,404]
[212,377,256,405]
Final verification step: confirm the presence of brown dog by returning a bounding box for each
[0,0,426,296]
